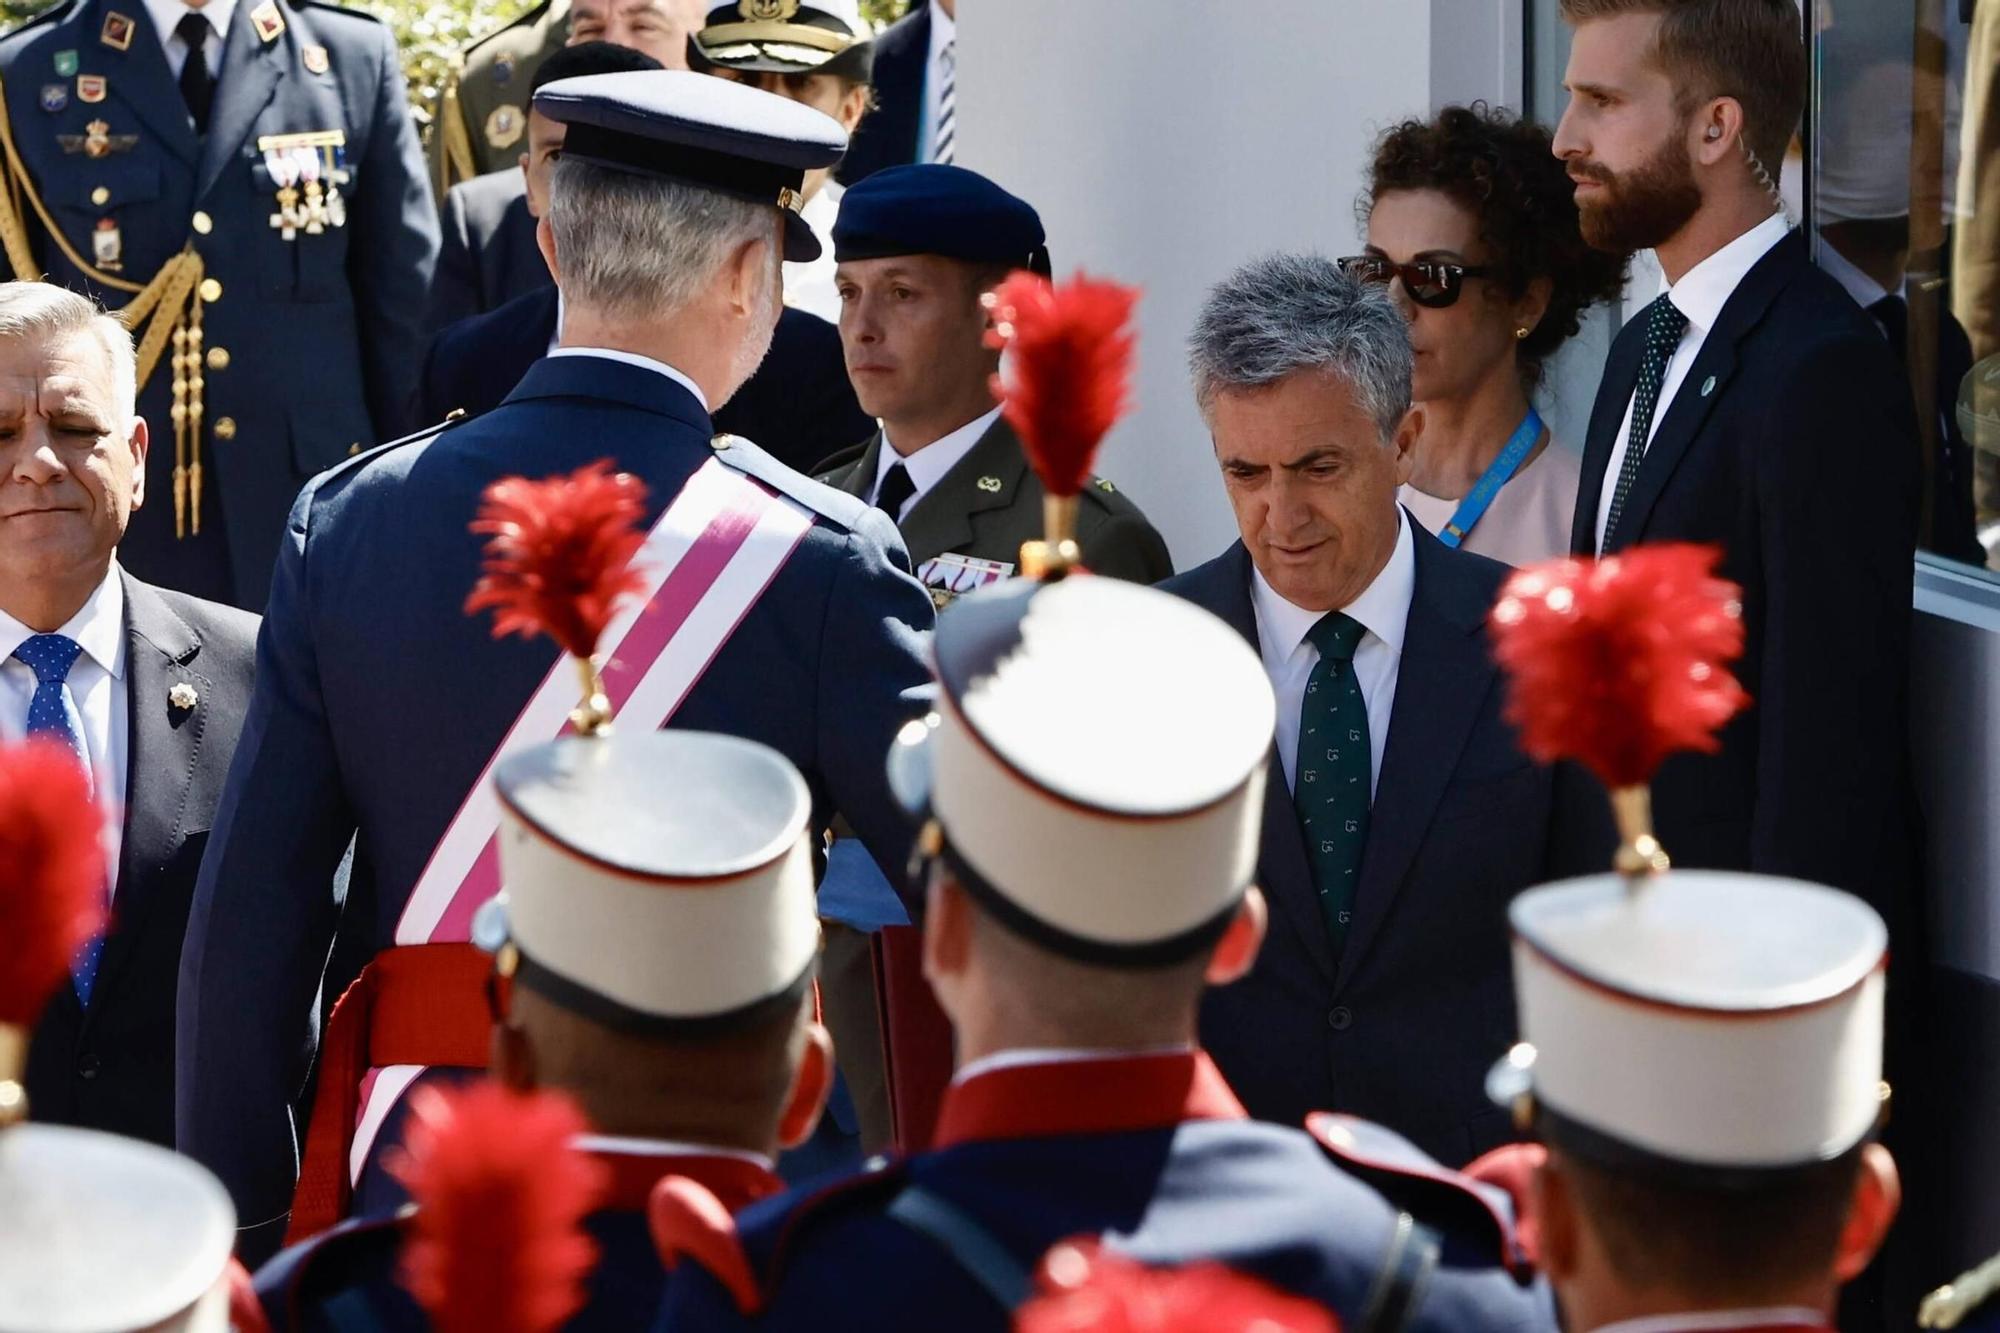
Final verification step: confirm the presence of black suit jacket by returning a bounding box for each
[1161,527,1551,1166]
[26,573,258,1147]
[1559,232,1918,917]
[419,285,876,475]
[423,170,545,335]
[836,3,926,186]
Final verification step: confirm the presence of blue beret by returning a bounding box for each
[833,164,1051,274]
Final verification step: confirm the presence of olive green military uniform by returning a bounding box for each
[818,415,1174,601]
[425,0,567,201]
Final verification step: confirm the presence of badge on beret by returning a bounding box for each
[493,52,515,85]
[302,43,329,74]
[250,2,285,42]
[40,83,68,112]
[76,74,106,103]
[484,103,524,150]
[99,12,134,50]
[168,682,199,712]
[740,0,800,19]
[53,49,78,77]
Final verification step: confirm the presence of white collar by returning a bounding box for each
[546,346,711,413]
[0,562,126,679]
[951,1044,1195,1088]
[929,0,955,49]
[570,1134,773,1171]
[1250,507,1415,664]
[1812,238,1892,311]
[878,404,1002,497]
[1661,212,1791,335]
[1590,1307,1829,1333]
[143,0,237,45]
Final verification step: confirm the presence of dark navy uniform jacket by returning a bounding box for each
[256,1143,784,1330]
[0,0,438,609]
[652,1052,1556,1332]
[176,352,934,1258]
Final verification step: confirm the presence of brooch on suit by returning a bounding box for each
[259,131,349,240]
[168,682,199,713]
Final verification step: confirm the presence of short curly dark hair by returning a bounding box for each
[1361,102,1627,384]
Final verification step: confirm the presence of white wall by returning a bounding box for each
[957,0,1436,568]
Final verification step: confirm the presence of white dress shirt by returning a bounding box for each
[1594,211,1792,553]
[143,0,234,81]
[0,566,128,896]
[921,0,956,163]
[1251,509,1415,800]
[546,346,710,414]
[872,404,1001,519]
[784,181,844,325]
[1589,1308,1829,1333]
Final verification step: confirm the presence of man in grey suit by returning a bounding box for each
[1163,257,1552,1166]
[816,164,1171,602]
[0,283,256,1150]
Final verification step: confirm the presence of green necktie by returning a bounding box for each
[1294,611,1371,952]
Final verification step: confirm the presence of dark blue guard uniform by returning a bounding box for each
[0,0,438,609]
[176,69,932,1264]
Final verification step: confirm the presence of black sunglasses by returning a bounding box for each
[1336,255,1495,309]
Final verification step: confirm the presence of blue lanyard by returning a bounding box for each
[1439,407,1543,549]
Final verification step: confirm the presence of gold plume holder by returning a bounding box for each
[0,1022,28,1129]
[1922,1252,2000,1329]
[570,655,614,738]
[1019,494,1082,581]
[1609,785,1671,883]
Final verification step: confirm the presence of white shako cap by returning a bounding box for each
[0,1124,235,1333]
[891,575,1276,965]
[487,730,820,1029]
[1503,870,1888,1174]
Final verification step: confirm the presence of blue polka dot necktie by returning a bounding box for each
[1293,612,1370,953]
[15,633,105,1004]
[1602,294,1690,549]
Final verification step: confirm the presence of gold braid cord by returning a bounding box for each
[437,57,476,199]
[0,70,208,538]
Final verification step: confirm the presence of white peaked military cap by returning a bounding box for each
[479,730,820,1030]
[693,0,872,78]
[0,1123,236,1333]
[534,69,847,262]
[1496,870,1889,1175]
[890,575,1276,965]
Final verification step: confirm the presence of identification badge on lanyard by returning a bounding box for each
[1440,407,1543,549]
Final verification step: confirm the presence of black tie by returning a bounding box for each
[1869,295,1909,366]
[177,11,214,134]
[875,462,915,520]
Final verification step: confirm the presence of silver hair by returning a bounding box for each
[548,158,776,320]
[1187,254,1414,442]
[0,281,137,420]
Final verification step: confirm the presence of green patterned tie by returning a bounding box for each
[1294,612,1371,952]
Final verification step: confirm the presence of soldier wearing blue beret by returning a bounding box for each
[0,0,439,610]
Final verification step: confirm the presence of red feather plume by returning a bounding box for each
[985,272,1140,498]
[1016,1241,1339,1333]
[0,738,106,1025]
[1489,543,1750,790]
[391,1083,607,1333]
[464,461,650,660]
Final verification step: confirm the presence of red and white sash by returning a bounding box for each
[348,455,813,1183]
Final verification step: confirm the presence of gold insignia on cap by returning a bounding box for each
[168,682,198,711]
[302,43,329,74]
[484,104,524,150]
[976,476,1002,493]
[250,2,285,42]
[740,0,800,19]
[776,186,802,213]
[99,11,134,50]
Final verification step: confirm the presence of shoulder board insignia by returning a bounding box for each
[649,1177,765,1316]
[250,2,285,43]
[1307,1112,1532,1279]
[302,43,328,73]
[98,11,133,50]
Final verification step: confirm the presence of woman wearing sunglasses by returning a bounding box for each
[1345,103,1626,566]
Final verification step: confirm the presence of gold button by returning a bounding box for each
[90,186,109,206]
[347,442,360,456]
[192,210,212,235]
[205,347,230,371]
[212,416,237,440]
[199,278,222,302]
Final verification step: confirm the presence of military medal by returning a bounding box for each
[484,104,524,150]
[265,148,303,238]
[259,131,349,239]
[76,74,106,104]
[99,12,134,50]
[250,2,285,42]
[302,44,329,74]
[53,49,78,77]
[915,552,1012,609]
[40,84,67,113]
[92,217,122,271]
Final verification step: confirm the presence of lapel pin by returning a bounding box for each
[1700,375,1717,398]
[99,11,134,50]
[976,475,1002,493]
[168,682,198,712]
[54,48,78,76]
[251,2,285,42]
[302,43,329,74]
[40,83,67,112]
[76,74,107,103]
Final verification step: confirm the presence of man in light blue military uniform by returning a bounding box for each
[0,0,438,610]
[175,67,933,1264]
